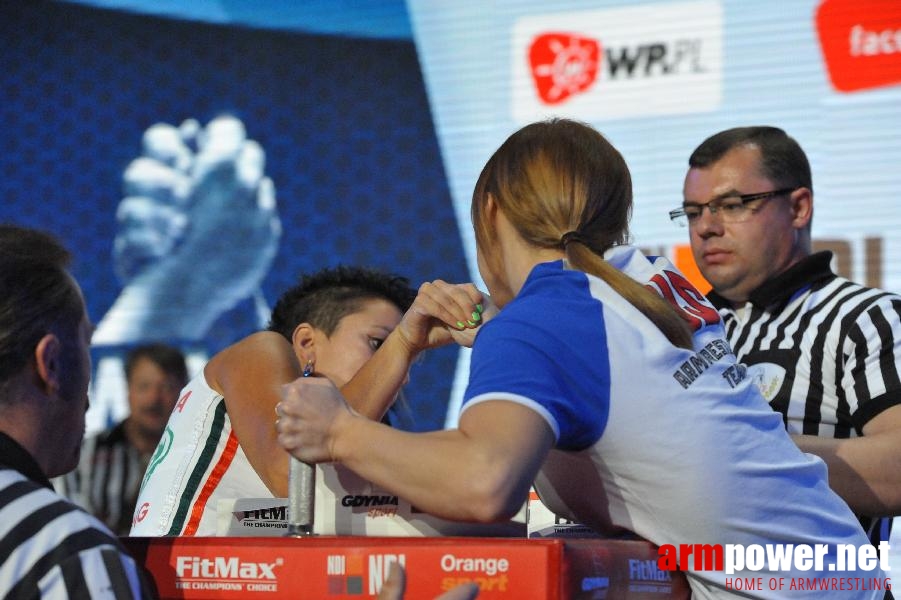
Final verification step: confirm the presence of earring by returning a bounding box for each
[302,360,314,377]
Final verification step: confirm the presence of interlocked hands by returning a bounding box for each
[93,116,280,344]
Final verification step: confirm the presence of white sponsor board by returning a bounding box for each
[217,464,526,537]
[511,1,723,122]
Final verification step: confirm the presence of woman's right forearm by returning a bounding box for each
[340,330,418,420]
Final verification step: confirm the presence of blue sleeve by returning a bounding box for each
[462,317,609,450]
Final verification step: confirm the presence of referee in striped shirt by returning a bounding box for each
[675,126,901,547]
[60,343,188,536]
[0,225,155,598]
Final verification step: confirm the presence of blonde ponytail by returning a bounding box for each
[564,241,694,350]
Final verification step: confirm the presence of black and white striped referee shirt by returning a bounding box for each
[0,432,155,599]
[57,420,146,537]
[708,251,901,546]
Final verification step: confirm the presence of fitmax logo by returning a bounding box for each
[175,556,284,579]
[238,506,286,521]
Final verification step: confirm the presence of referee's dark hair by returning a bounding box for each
[688,125,813,194]
[0,225,82,399]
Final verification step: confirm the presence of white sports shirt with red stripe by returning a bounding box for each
[129,373,271,536]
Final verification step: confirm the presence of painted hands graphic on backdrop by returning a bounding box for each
[93,116,281,344]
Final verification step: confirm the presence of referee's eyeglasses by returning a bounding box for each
[669,188,797,228]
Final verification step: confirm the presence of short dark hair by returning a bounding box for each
[124,343,189,385]
[267,266,417,340]
[0,225,82,395]
[688,126,812,193]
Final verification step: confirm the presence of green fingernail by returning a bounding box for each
[456,321,466,329]
[471,311,482,322]
[476,304,483,313]
[467,320,477,327]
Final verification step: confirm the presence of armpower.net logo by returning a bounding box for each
[816,0,901,92]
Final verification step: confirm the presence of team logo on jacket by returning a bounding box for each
[140,426,173,492]
[748,362,786,402]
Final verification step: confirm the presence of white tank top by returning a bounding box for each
[129,373,272,536]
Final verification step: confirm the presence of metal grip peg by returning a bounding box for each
[286,457,315,537]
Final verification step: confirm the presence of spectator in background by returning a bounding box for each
[0,224,154,598]
[61,343,188,535]
[675,126,901,546]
